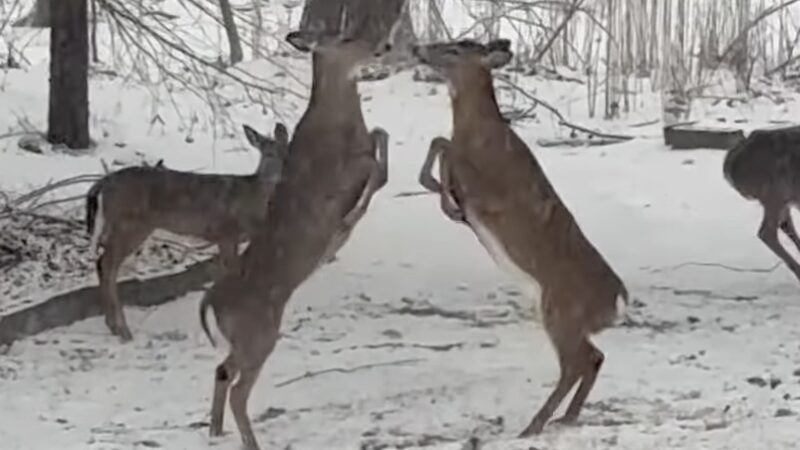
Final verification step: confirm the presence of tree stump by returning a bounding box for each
[664,125,745,150]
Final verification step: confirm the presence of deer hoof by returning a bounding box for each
[517,420,545,438]
[551,414,579,426]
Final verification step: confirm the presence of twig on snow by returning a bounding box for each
[394,190,434,198]
[275,358,424,388]
[646,261,782,274]
[497,75,635,142]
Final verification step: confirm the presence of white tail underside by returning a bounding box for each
[90,193,105,257]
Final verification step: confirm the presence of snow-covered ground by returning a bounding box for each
[4,3,800,450]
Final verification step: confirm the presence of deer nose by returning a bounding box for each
[374,41,393,57]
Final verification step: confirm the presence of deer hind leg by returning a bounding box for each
[96,224,150,341]
[519,297,585,437]
[215,240,240,278]
[210,353,238,437]
[228,329,278,450]
[759,201,800,281]
[553,339,604,424]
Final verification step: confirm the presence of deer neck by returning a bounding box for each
[307,53,363,120]
[450,68,504,136]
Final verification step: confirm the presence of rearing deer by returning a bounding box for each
[197,20,399,450]
[85,123,289,341]
[412,39,628,436]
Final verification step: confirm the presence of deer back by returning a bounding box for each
[723,126,800,201]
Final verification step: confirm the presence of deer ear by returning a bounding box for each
[243,124,263,148]
[487,38,511,53]
[273,123,289,147]
[286,31,314,52]
[482,48,512,69]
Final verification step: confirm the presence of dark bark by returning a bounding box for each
[299,0,414,48]
[664,125,745,150]
[219,0,243,65]
[48,0,90,150]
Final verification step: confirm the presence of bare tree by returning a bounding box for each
[734,0,751,91]
[252,0,263,59]
[48,0,90,149]
[219,0,243,65]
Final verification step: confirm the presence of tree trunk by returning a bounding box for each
[219,0,243,65]
[300,0,413,48]
[48,0,90,150]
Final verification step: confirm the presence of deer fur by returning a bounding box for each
[412,38,628,436]
[197,27,396,450]
[85,123,289,341]
[723,125,800,282]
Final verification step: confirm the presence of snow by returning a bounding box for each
[3,2,800,450]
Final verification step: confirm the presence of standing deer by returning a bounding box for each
[197,20,399,450]
[723,125,800,283]
[411,39,628,436]
[86,123,289,341]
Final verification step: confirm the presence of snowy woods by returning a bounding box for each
[2,0,799,141]
[3,1,800,450]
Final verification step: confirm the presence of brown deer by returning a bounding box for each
[723,125,800,283]
[85,123,289,341]
[197,17,401,450]
[411,39,629,436]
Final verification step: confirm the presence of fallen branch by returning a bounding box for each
[331,342,465,354]
[497,75,635,142]
[394,191,434,198]
[275,358,424,388]
[536,137,629,148]
[629,119,660,128]
[646,261,782,274]
[9,174,100,209]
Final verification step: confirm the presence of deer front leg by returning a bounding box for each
[320,159,382,266]
[418,137,465,223]
[418,137,449,193]
[342,159,383,229]
[370,127,389,189]
[438,156,466,223]
[759,202,800,282]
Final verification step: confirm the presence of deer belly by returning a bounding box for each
[465,208,542,320]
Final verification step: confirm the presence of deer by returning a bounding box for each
[411,39,629,437]
[723,125,800,283]
[85,123,289,341]
[196,19,400,450]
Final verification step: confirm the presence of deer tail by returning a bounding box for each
[199,295,217,348]
[86,179,107,254]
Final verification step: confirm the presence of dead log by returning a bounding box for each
[0,259,214,345]
[664,125,745,150]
